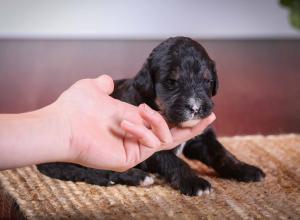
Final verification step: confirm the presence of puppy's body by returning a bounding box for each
[38,37,265,196]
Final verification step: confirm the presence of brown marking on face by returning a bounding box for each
[203,69,212,80]
[170,70,180,80]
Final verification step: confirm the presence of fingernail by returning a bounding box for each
[205,113,216,124]
[210,113,216,121]
[142,104,155,115]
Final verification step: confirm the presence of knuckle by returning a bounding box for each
[152,138,161,149]
[79,78,91,84]
[146,136,160,148]
[152,114,163,124]
[141,136,153,148]
[163,137,173,145]
[141,131,152,142]
[74,79,92,88]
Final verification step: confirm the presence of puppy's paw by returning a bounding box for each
[220,163,265,182]
[109,168,154,186]
[139,176,155,186]
[177,176,212,196]
[235,164,265,182]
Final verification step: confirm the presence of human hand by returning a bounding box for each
[0,75,215,171]
[55,75,215,171]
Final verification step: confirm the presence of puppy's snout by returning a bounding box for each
[201,101,214,117]
[184,97,214,119]
[185,104,200,114]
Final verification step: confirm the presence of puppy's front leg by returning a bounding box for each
[38,163,154,187]
[183,129,265,182]
[140,151,212,196]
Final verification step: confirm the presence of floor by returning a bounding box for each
[1,134,300,219]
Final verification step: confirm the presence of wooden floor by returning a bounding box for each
[0,39,299,136]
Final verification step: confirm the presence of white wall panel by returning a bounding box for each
[0,0,299,39]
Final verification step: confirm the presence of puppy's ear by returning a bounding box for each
[211,65,219,96]
[133,61,155,98]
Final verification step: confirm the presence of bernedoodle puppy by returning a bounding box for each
[38,37,265,196]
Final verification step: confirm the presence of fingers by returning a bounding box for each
[119,104,173,170]
[138,104,173,145]
[121,120,161,148]
[94,74,115,95]
[121,103,215,165]
[191,113,216,133]
[120,117,169,170]
[120,133,156,172]
[170,113,216,145]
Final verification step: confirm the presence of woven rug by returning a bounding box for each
[1,134,300,219]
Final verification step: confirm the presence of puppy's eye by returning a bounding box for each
[166,79,178,86]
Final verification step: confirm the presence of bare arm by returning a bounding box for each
[0,105,70,170]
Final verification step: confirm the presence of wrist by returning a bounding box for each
[34,102,72,163]
[0,103,71,170]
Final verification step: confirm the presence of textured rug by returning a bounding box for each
[1,134,300,219]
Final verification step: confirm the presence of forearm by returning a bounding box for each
[0,104,70,170]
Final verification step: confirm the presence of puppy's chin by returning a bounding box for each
[155,98,206,128]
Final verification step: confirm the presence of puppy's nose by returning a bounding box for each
[185,104,200,113]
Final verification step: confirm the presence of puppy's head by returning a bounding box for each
[134,37,218,126]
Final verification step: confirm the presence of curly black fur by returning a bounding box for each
[38,37,265,196]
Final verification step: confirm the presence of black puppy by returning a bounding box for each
[38,37,265,196]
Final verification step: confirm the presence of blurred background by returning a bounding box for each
[0,0,299,136]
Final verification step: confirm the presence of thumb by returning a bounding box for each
[94,74,115,95]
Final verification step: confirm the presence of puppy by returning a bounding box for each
[38,37,265,196]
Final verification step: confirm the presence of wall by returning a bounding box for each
[0,0,299,39]
[1,39,299,135]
